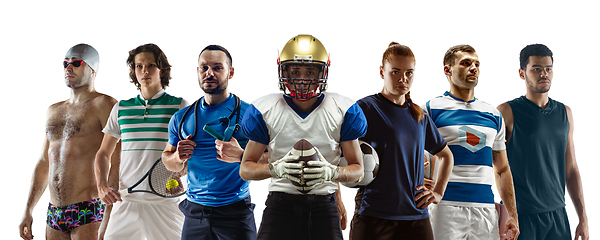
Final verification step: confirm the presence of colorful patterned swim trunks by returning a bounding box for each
[46,198,105,233]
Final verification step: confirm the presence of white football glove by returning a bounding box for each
[303,148,340,186]
[268,151,303,184]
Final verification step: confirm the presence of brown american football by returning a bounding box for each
[289,139,320,194]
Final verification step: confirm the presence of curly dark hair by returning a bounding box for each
[126,43,172,90]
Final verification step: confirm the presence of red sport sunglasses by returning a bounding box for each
[63,59,84,68]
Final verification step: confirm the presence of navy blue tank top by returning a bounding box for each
[507,96,568,214]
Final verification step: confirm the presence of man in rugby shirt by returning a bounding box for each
[425,44,519,240]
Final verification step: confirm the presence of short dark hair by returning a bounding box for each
[126,43,172,90]
[519,44,553,70]
[199,45,232,68]
[443,44,476,66]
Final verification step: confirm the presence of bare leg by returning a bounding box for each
[46,221,102,240]
[71,221,102,240]
[46,226,70,240]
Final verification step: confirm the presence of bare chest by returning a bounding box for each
[46,103,100,141]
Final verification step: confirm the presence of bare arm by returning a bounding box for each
[94,97,120,239]
[239,140,271,181]
[98,139,120,239]
[335,181,347,230]
[95,134,121,204]
[337,140,364,183]
[564,106,588,240]
[493,149,519,238]
[431,146,453,200]
[416,145,453,209]
[497,103,514,143]
[19,136,50,240]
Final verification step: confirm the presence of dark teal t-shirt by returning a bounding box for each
[507,96,568,214]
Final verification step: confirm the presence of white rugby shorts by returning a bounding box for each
[429,204,499,240]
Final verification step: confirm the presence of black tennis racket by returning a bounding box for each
[118,158,187,198]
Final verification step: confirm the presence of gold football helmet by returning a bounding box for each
[278,34,330,101]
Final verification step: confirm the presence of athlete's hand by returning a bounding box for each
[335,188,348,230]
[304,161,340,186]
[177,135,196,162]
[98,184,122,205]
[574,219,589,240]
[269,151,303,183]
[501,216,520,239]
[424,178,436,190]
[215,137,244,163]
[304,148,339,186]
[19,212,34,240]
[165,173,185,196]
[414,184,442,209]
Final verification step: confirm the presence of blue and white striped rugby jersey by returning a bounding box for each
[424,91,505,208]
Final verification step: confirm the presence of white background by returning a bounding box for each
[3,0,597,239]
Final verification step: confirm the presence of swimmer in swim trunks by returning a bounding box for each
[19,44,120,240]
[46,199,105,233]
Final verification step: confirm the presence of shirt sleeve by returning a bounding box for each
[493,111,507,151]
[424,114,447,155]
[240,104,270,145]
[168,110,183,146]
[180,98,191,109]
[102,103,121,139]
[422,101,431,115]
[340,102,368,142]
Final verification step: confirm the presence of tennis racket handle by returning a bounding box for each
[117,189,129,197]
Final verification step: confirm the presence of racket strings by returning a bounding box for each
[149,160,186,197]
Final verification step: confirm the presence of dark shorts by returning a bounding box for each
[179,196,256,240]
[517,207,571,240]
[46,198,105,233]
[257,192,343,240]
[350,214,433,240]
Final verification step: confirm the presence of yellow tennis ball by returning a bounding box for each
[166,179,179,189]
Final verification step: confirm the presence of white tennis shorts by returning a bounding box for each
[104,200,184,240]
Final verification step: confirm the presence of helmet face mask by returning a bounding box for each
[278,62,328,101]
[278,35,329,101]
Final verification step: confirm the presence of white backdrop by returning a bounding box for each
[3,0,597,239]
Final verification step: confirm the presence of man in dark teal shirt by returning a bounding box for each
[497,44,589,240]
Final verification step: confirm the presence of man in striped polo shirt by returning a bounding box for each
[425,45,519,240]
[95,44,188,240]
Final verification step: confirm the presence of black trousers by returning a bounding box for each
[257,192,343,240]
[179,197,257,240]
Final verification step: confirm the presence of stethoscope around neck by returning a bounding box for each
[178,94,245,147]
